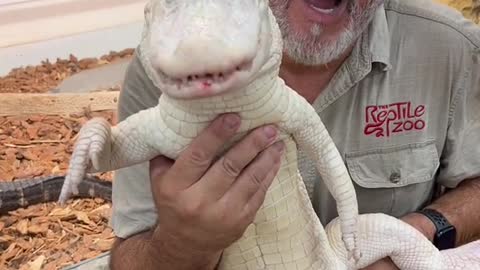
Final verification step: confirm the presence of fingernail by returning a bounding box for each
[273,141,285,152]
[223,114,240,129]
[263,126,277,139]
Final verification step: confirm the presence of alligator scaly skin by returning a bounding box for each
[0,175,111,215]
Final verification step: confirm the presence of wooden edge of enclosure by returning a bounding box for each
[0,91,120,117]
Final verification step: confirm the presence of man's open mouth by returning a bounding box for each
[305,0,346,14]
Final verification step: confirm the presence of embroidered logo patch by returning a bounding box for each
[364,102,426,137]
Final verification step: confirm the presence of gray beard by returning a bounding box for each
[269,0,383,66]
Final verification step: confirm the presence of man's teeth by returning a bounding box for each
[310,5,335,13]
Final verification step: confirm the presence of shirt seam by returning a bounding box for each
[383,8,480,49]
[345,139,436,157]
[447,67,470,126]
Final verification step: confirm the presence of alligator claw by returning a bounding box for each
[343,232,362,265]
[58,118,111,204]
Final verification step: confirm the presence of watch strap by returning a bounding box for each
[416,208,456,250]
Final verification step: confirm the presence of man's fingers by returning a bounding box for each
[149,155,174,181]
[169,114,241,189]
[241,154,283,221]
[150,156,173,178]
[359,258,400,270]
[194,125,279,200]
[224,141,285,214]
[149,155,175,205]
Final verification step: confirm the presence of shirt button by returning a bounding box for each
[389,171,401,183]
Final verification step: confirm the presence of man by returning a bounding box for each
[108,0,480,269]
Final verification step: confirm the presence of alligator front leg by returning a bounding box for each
[58,106,163,204]
[281,88,361,263]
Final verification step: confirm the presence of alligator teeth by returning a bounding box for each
[184,70,235,85]
[162,59,253,87]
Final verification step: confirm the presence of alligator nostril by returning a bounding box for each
[236,66,241,71]
[187,75,193,81]
[205,73,213,79]
[218,73,223,77]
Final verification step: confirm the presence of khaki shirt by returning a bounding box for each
[110,0,480,239]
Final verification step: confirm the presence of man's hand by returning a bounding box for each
[150,113,285,267]
[360,258,399,270]
[110,113,285,270]
[359,212,436,270]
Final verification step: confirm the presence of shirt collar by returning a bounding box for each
[367,4,392,71]
[311,4,393,111]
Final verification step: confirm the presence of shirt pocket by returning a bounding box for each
[344,140,440,215]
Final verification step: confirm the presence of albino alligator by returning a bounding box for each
[58,0,480,269]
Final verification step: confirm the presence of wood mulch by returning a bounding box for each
[0,48,133,94]
[0,112,116,182]
[0,49,131,270]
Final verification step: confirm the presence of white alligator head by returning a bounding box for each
[138,0,283,99]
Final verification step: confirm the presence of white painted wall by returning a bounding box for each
[0,0,40,5]
[0,22,143,76]
[0,0,147,76]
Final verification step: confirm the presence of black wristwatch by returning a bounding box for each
[416,208,456,250]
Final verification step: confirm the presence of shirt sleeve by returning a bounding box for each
[109,49,162,239]
[437,40,480,188]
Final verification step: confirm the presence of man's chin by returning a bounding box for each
[282,32,356,66]
[280,14,358,65]
[273,0,382,66]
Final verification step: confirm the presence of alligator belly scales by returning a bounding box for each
[58,0,480,269]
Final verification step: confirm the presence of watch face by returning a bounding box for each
[436,226,457,250]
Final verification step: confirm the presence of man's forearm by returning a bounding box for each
[427,177,480,245]
[109,227,222,270]
[403,177,480,246]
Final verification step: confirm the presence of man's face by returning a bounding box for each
[270,0,384,66]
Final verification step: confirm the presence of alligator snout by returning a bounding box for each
[145,0,262,83]
[151,35,257,82]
